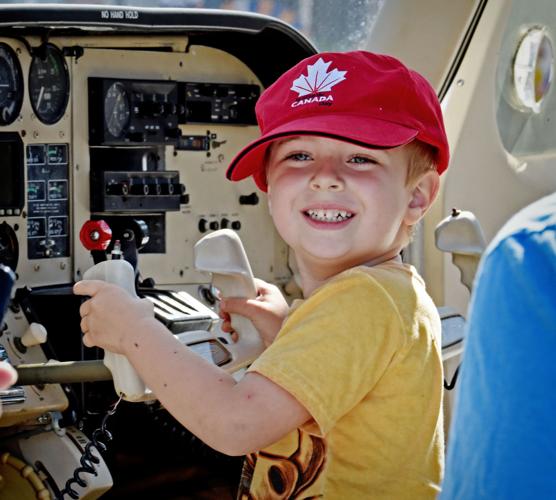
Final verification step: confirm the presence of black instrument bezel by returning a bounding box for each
[28,43,70,125]
[0,43,24,126]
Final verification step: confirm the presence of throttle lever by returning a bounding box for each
[194,229,264,370]
[82,258,153,402]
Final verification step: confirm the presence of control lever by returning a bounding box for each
[435,208,486,293]
[82,247,152,402]
[194,229,264,370]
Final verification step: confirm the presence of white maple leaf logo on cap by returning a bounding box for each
[291,58,347,97]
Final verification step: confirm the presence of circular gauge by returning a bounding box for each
[29,44,70,125]
[0,222,18,273]
[513,27,554,113]
[0,43,23,126]
[104,82,130,138]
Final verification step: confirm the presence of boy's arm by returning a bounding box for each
[74,280,310,456]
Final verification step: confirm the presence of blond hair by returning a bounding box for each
[404,140,437,187]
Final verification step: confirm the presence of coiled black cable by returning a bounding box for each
[58,395,122,499]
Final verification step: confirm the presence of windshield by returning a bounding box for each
[10,0,385,52]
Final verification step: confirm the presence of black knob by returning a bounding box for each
[198,218,208,233]
[231,221,241,230]
[199,285,217,305]
[220,218,229,229]
[180,193,190,205]
[149,182,162,195]
[164,103,178,115]
[130,182,149,195]
[239,193,259,205]
[160,182,174,195]
[209,221,219,231]
[140,277,156,288]
[106,182,129,196]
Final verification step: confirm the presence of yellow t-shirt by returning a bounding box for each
[237,262,444,499]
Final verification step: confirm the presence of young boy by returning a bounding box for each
[75,51,449,499]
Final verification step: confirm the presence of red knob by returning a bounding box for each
[79,220,112,251]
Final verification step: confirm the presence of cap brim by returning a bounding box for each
[226,114,419,192]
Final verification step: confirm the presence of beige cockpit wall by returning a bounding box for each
[365,0,556,315]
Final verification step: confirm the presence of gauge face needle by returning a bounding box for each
[36,86,45,110]
[112,94,122,120]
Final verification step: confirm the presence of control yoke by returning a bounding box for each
[83,259,151,402]
[194,229,263,370]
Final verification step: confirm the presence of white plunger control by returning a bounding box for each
[82,259,152,402]
[435,209,486,293]
[21,323,48,348]
[194,229,264,370]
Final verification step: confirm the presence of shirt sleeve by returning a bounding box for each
[247,272,406,436]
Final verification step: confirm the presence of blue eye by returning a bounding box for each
[349,155,374,164]
[286,152,312,161]
[348,155,377,169]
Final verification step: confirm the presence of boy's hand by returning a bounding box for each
[219,278,289,347]
[0,361,17,418]
[73,280,154,354]
[0,361,17,390]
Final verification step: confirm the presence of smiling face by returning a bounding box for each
[266,136,438,289]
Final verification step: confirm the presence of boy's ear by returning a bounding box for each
[404,170,440,226]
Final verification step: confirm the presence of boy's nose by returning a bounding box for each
[309,163,344,192]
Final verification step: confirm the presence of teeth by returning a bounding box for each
[306,209,354,222]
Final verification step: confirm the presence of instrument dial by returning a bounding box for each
[104,82,130,138]
[0,43,23,126]
[29,44,70,125]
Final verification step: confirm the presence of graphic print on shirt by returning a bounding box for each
[237,429,327,499]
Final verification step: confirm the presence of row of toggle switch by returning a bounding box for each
[106,180,185,197]
[198,218,241,233]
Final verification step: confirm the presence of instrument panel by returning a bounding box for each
[0,38,294,291]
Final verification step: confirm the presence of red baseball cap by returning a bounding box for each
[226,50,449,192]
